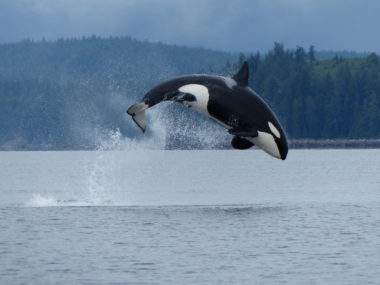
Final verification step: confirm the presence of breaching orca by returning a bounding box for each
[127,62,288,160]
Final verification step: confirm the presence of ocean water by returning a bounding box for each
[0,150,379,284]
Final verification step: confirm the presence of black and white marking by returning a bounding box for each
[127,62,288,160]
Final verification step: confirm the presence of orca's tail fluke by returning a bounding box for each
[127,102,149,132]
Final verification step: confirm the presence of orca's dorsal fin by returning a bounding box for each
[233,61,249,87]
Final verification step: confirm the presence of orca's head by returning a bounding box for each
[234,86,288,160]
[248,119,288,160]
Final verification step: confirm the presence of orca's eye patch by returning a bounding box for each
[182,93,196,102]
[173,92,197,103]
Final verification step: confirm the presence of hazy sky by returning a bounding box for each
[0,0,378,52]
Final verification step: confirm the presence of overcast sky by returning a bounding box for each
[0,0,378,53]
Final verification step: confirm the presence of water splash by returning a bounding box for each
[94,103,229,151]
[74,105,228,206]
[25,194,93,207]
[93,106,169,151]
[23,104,230,208]
[25,194,60,207]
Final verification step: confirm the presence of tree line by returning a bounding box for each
[238,43,380,139]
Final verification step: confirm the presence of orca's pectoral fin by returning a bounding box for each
[231,136,254,150]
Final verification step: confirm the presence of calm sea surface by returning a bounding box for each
[0,150,379,284]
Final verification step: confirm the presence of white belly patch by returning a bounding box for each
[250,131,281,159]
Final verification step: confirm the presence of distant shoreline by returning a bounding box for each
[1,140,380,151]
[289,139,380,149]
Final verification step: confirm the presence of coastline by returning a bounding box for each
[1,139,380,151]
[289,139,380,149]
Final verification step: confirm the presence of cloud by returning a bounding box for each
[0,0,379,53]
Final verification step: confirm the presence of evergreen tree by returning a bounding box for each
[308,45,316,62]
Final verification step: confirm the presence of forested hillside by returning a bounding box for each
[0,36,234,149]
[244,44,380,139]
[0,37,379,149]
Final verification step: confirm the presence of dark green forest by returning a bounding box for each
[242,44,380,139]
[0,37,379,149]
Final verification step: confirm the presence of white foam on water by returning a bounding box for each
[25,194,60,207]
[25,194,93,207]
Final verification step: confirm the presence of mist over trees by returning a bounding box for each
[0,37,379,149]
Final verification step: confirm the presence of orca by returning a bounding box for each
[127,62,288,160]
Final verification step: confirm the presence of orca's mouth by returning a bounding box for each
[275,137,288,160]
